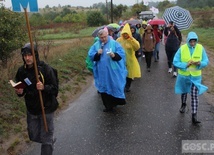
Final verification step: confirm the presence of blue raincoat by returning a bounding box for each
[88,36,127,99]
[173,32,209,95]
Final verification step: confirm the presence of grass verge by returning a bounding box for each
[182,27,214,50]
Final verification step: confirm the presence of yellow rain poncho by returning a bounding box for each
[139,20,147,36]
[116,23,141,78]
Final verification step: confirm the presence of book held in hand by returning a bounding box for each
[9,80,26,89]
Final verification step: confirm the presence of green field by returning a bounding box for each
[182,27,214,51]
[37,26,96,40]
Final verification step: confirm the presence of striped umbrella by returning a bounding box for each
[162,6,193,30]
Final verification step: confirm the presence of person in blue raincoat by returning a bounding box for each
[88,29,127,112]
[173,31,209,124]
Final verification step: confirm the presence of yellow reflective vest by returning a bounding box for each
[178,44,203,76]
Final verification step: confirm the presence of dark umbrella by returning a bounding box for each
[148,19,165,25]
[92,25,106,37]
[124,19,141,26]
[92,25,118,37]
[106,25,118,33]
[162,6,193,30]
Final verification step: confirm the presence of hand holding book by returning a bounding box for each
[9,80,26,89]
[9,80,25,95]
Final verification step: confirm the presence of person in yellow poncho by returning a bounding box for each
[139,20,147,37]
[117,23,141,92]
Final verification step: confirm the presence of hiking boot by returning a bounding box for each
[179,103,186,113]
[192,113,201,124]
[41,144,53,155]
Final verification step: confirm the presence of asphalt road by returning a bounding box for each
[23,44,214,155]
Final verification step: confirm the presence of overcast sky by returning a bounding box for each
[3,0,162,8]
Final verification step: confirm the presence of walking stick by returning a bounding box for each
[24,8,48,132]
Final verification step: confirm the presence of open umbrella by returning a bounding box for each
[107,24,118,33]
[162,6,193,30]
[92,25,106,37]
[108,23,120,29]
[123,19,141,26]
[148,19,165,25]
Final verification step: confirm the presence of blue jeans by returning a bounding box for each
[153,42,161,61]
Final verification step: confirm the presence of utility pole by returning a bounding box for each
[110,0,113,23]
[106,0,109,22]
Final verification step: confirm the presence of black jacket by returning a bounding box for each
[164,25,181,52]
[131,25,142,57]
[15,61,58,115]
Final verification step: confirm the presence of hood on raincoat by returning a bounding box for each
[130,25,137,34]
[121,23,132,38]
[145,25,153,32]
[142,20,147,25]
[186,31,198,47]
[21,43,40,65]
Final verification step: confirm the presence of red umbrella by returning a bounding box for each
[148,19,165,25]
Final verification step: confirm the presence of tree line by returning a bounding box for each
[176,0,214,8]
[0,2,148,66]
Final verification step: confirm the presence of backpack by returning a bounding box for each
[39,62,59,97]
[50,66,59,97]
[85,55,93,72]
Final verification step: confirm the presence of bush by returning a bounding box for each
[86,11,106,26]
[0,7,27,67]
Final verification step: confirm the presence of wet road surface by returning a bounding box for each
[23,44,214,155]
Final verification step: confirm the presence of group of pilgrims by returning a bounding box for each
[87,19,209,125]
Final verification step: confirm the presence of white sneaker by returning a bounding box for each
[173,72,177,77]
[168,68,172,73]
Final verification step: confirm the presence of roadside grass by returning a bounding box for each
[37,26,96,40]
[182,27,214,50]
[0,33,93,154]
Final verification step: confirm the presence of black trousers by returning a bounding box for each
[166,49,177,71]
[125,77,132,89]
[144,52,153,68]
[100,93,126,110]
